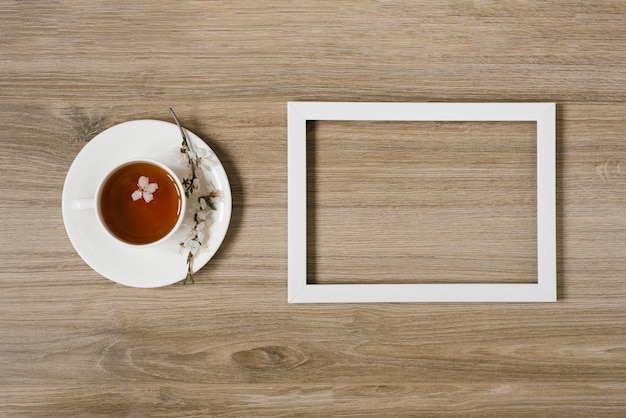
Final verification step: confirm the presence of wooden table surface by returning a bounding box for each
[1,1,625,416]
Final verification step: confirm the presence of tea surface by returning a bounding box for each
[99,162,182,245]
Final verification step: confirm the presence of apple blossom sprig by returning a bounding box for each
[179,190,221,283]
[170,109,197,199]
[169,108,220,284]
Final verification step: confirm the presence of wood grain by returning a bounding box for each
[1,0,626,416]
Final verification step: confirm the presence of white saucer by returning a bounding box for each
[62,120,232,288]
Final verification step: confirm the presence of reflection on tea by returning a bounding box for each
[99,162,182,245]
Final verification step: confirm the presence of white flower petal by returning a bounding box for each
[143,192,154,203]
[146,182,158,193]
[189,240,200,253]
[199,149,212,160]
[138,176,149,188]
[131,190,143,201]
[174,147,191,165]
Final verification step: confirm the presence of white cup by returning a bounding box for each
[71,159,186,247]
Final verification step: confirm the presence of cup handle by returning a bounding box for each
[70,199,95,211]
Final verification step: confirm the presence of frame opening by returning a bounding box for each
[306,120,538,286]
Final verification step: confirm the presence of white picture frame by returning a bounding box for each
[288,102,556,303]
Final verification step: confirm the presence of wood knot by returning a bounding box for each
[64,106,109,143]
[231,345,306,370]
[596,158,624,179]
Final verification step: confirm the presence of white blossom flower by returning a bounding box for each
[196,211,208,222]
[171,146,190,166]
[131,176,158,203]
[186,237,201,254]
[196,222,206,244]
[194,148,216,171]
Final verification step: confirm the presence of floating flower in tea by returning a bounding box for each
[131,176,159,203]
